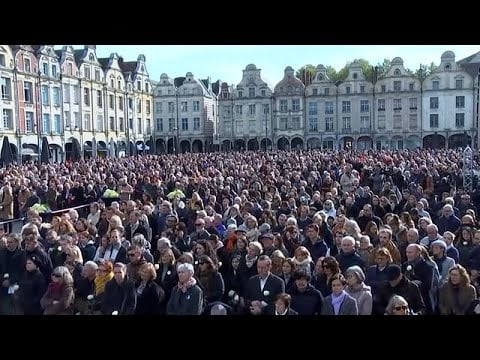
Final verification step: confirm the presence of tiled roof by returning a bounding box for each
[118,57,137,74]
[73,49,85,64]
[98,57,109,70]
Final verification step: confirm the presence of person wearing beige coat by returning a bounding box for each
[0,184,13,233]
[438,264,477,315]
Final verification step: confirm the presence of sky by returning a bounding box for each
[61,45,480,86]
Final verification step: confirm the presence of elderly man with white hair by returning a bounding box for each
[420,224,443,248]
[436,204,461,235]
[166,263,204,315]
[335,236,365,274]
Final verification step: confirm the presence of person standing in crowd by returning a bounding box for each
[438,264,477,315]
[15,256,47,315]
[288,269,323,315]
[345,265,372,315]
[321,274,358,315]
[135,263,165,315]
[101,262,136,315]
[167,263,204,315]
[40,266,75,315]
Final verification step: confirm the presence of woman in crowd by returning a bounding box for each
[292,246,315,278]
[270,250,286,277]
[16,256,47,315]
[384,295,412,315]
[196,255,225,306]
[40,266,75,315]
[135,263,166,315]
[321,274,358,315]
[345,265,372,315]
[155,248,178,301]
[438,264,477,315]
[167,263,204,315]
[314,256,341,297]
[64,245,84,287]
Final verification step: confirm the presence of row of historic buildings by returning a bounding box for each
[1,46,479,163]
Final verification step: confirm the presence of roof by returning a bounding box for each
[457,51,480,65]
[54,50,62,59]
[174,77,185,88]
[73,49,85,64]
[31,45,41,53]
[98,57,109,70]
[118,57,137,74]
[211,80,221,95]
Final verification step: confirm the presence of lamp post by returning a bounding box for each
[264,112,268,151]
[175,88,180,155]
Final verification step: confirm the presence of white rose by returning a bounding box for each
[57,246,62,252]
[53,300,59,305]
[3,273,9,279]
[87,295,94,301]
[167,271,171,275]
[154,264,160,270]
[233,294,240,303]
[112,311,118,315]
[75,312,81,315]
[406,265,412,272]
[228,290,235,298]
[195,261,199,265]
[12,284,19,292]
[263,290,270,296]
[463,241,468,246]
[218,262,222,267]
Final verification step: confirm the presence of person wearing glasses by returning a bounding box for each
[101,262,136,315]
[190,219,211,243]
[196,255,225,307]
[385,295,412,315]
[40,266,75,315]
[126,245,147,283]
[313,256,341,297]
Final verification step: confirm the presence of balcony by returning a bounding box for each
[378,108,385,111]
[409,107,417,110]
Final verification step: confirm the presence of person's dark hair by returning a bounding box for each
[275,293,292,308]
[292,269,311,282]
[321,256,340,274]
[330,273,347,286]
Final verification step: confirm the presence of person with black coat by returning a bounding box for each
[101,262,136,315]
[365,247,392,313]
[288,269,323,315]
[24,234,53,280]
[155,248,178,302]
[196,255,225,306]
[0,234,26,296]
[261,293,298,315]
[135,263,166,315]
[15,256,47,315]
[335,236,366,274]
[223,255,246,308]
[124,211,149,242]
[167,263,204,315]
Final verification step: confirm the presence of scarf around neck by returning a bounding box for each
[178,276,197,293]
[331,290,347,315]
[95,272,114,296]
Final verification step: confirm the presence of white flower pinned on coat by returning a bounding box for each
[3,273,9,279]
[228,290,235,298]
[154,264,160,270]
[194,261,199,265]
[112,311,118,315]
[87,294,94,301]
[406,265,412,272]
[167,270,171,275]
[53,300,59,305]
[57,246,62,252]
[75,312,81,315]
[263,290,270,296]
[463,241,468,246]
[233,294,240,304]
[12,284,19,292]
[218,262,222,267]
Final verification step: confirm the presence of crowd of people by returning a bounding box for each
[0,148,479,315]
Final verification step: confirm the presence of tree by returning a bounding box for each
[413,62,438,83]
[296,64,316,86]
[354,58,374,82]
[326,65,348,84]
[375,58,392,79]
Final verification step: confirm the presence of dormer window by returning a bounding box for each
[353,73,358,79]
[318,74,324,81]
[394,69,401,76]
[445,63,451,70]
[89,54,94,61]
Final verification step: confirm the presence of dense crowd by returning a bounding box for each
[0,148,479,315]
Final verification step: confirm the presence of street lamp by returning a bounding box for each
[172,127,178,154]
[264,112,268,151]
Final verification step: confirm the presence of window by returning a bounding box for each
[168,102,174,113]
[73,86,79,104]
[24,81,33,103]
[430,114,439,128]
[236,105,243,115]
[324,87,330,95]
[146,119,151,135]
[84,88,90,106]
[236,121,243,133]
[430,97,439,109]
[0,77,11,100]
[409,98,417,109]
[84,113,91,131]
[84,67,90,80]
[393,81,401,91]
[63,84,70,103]
[346,86,351,94]
[156,118,163,132]
[249,88,255,97]
[95,70,100,82]
[394,69,401,76]
[54,115,61,133]
[89,54,95,61]
[342,117,351,131]
[263,104,270,114]
[181,101,188,112]
[456,96,465,108]
[168,118,174,132]
[249,120,256,132]
[107,94,113,109]
[109,116,115,131]
[97,114,104,131]
[325,102,334,114]
[456,79,463,89]
[325,117,334,132]
[279,117,288,130]
[292,117,301,129]
[110,78,114,88]
[261,89,266,97]
[42,63,48,76]
[118,80,122,89]
[312,88,318,96]
[309,102,317,115]
[118,96,124,111]
[409,114,418,130]
[67,63,73,76]
[381,85,386,93]
[137,81,141,91]
[146,100,150,114]
[137,117,142,133]
[455,113,465,128]
[181,118,188,131]
[145,83,149,93]
[64,111,70,128]
[2,109,12,129]
[24,57,31,72]
[42,114,50,133]
[194,117,200,131]
[393,115,402,129]
[249,104,256,116]
[41,85,49,105]
[212,104,214,116]
[155,102,162,113]
[193,101,200,112]
[360,116,370,130]
[309,117,318,132]
[393,98,401,110]
[74,112,80,128]
[119,117,124,131]
[53,88,60,106]
[409,83,414,91]
[360,100,369,113]
[360,85,365,93]
[0,54,5,66]
[238,91,243,98]
[280,100,288,112]
[97,90,103,108]
[342,101,351,113]
[128,118,133,130]
[378,115,386,129]
[25,112,34,132]
[292,99,300,111]
[432,80,439,90]
[137,99,142,113]
[353,73,358,79]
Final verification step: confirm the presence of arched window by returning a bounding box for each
[89,53,94,61]
[445,63,451,70]
[353,73,358,79]
[318,74,324,81]
[394,69,401,76]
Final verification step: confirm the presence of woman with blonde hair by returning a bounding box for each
[439,264,477,315]
[385,295,412,315]
[64,245,84,287]
[107,214,124,236]
[270,250,286,277]
[292,246,315,278]
[94,260,114,300]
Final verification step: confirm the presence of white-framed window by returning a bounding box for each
[409,98,417,109]
[156,102,162,113]
[109,116,115,131]
[248,104,256,116]
[194,117,200,131]
[42,62,48,76]
[118,96,124,111]
[84,88,90,106]
[193,101,200,112]
[263,104,270,114]
[168,102,174,113]
[360,85,365,93]
[393,98,402,110]
[393,115,402,129]
[137,99,142,113]
[360,100,369,112]
[84,67,91,80]
[261,89,266,97]
[249,120,256,132]
[67,63,73,76]
[432,80,439,90]
[236,121,243,133]
[309,102,317,115]
[181,118,188,131]
[146,100,151,114]
[360,116,370,130]
[119,117,124,131]
[95,70,100,82]
[292,117,301,129]
[456,96,465,108]
[109,94,114,109]
[342,101,350,113]
[292,99,300,111]
[24,57,31,72]
[64,111,70,128]
[378,99,385,110]
[430,97,439,109]
[53,88,60,106]
[455,113,465,127]
[393,81,401,91]
[309,117,318,132]
[168,118,174,132]
[280,100,288,112]
[249,88,255,97]
[24,81,33,102]
[25,111,34,132]
[156,118,163,132]
[409,114,418,130]
[236,105,243,115]
[325,117,334,132]
[54,114,61,133]
[456,79,463,89]
[0,77,11,100]
[63,84,70,103]
[97,114,104,131]
[74,112,80,128]
[430,114,439,128]
[378,115,386,129]
[181,101,188,112]
[2,109,12,129]
[346,86,351,94]
[342,117,351,131]
[137,117,142,133]
[73,86,79,104]
[325,102,334,114]
[96,90,102,107]
[84,113,91,131]
[52,64,57,78]
[279,117,287,130]
[324,87,330,95]
[42,85,49,105]
[42,114,50,133]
